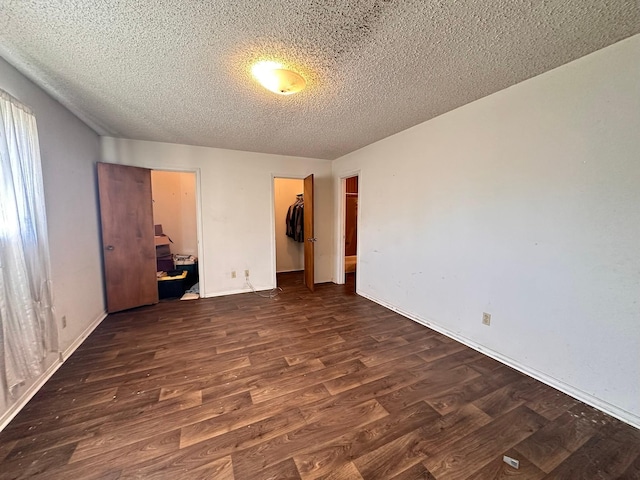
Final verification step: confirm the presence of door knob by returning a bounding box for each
[105,245,115,251]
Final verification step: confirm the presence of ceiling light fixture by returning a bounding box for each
[251,61,306,95]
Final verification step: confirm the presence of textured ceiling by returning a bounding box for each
[1,1,638,160]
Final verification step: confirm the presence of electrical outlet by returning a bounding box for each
[231,271,236,278]
[245,270,250,278]
[482,312,491,326]
[503,455,520,469]
[62,315,67,328]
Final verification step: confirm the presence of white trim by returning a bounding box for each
[193,168,206,296]
[0,359,60,432]
[359,291,640,430]
[203,286,273,298]
[0,310,108,431]
[60,310,108,361]
[269,176,278,289]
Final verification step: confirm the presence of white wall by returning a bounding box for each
[333,35,640,427]
[151,170,198,256]
[101,138,333,296]
[0,57,105,426]
[274,178,305,272]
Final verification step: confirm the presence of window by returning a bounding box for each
[0,90,58,396]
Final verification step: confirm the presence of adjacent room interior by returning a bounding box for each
[0,1,639,478]
[151,170,200,300]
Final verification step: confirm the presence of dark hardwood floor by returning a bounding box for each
[1,272,638,479]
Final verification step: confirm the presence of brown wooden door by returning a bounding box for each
[345,175,358,257]
[303,174,315,292]
[345,196,358,256]
[98,163,158,312]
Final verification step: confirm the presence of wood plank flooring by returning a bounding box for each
[0,272,639,479]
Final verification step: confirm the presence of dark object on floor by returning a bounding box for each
[157,270,186,299]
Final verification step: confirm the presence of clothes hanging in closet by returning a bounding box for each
[286,195,304,242]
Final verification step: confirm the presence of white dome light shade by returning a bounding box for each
[251,61,306,95]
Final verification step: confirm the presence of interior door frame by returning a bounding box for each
[336,171,361,287]
[141,165,206,296]
[270,173,310,288]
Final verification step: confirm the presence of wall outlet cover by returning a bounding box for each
[482,312,491,326]
[503,455,520,469]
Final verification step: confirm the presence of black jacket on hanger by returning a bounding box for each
[286,196,304,242]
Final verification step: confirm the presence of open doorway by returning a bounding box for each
[273,177,305,287]
[344,176,358,289]
[151,170,200,299]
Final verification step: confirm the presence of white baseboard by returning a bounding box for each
[0,310,108,432]
[60,310,108,361]
[359,291,640,430]
[204,288,248,297]
[204,285,273,298]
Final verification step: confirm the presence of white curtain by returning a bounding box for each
[0,89,58,398]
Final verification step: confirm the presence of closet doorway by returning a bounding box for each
[151,170,201,298]
[344,176,358,287]
[274,177,304,280]
[273,176,315,291]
